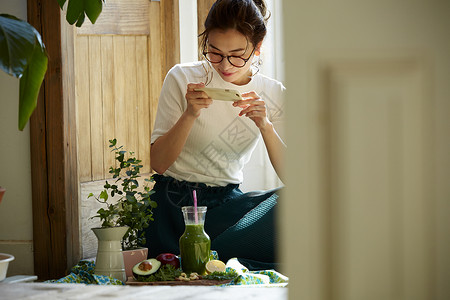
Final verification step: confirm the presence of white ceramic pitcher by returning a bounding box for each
[92,226,128,282]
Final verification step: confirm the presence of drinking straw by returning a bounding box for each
[193,190,198,224]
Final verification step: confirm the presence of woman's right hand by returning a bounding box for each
[185,83,213,118]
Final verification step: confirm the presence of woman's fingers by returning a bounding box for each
[186,83,208,99]
[233,91,269,128]
[185,83,213,117]
[233,91,260,107]
[238,100,266,116]
[187,82,205,92]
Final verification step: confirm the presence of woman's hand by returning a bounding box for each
[185,83,213,118]
[233,91,270,130]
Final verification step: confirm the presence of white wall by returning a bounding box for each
[0,0,35,276]
[179,0,198,64]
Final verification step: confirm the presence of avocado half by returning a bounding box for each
[132,258,161,279]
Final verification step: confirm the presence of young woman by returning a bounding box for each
[145,0,285,270]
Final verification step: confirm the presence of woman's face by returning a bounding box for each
[206,29,259,86]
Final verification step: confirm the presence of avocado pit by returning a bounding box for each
[139,260,153,271]
[132,258,161,279]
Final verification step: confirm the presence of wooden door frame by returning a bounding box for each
[28,0,180,280]
[27,0,70,280]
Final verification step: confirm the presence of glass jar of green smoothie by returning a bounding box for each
[179,206,210,275]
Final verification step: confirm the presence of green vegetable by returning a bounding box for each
[135,264,240,283]
[202,269,239,282]
[135,264,182,282]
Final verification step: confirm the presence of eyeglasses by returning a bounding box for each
[203,47,256,68]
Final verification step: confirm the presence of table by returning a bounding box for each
[0,282,288,300]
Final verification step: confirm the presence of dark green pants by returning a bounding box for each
[144,174,281,271]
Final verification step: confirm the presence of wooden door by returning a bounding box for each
[282,1,450,300]
[61,0,180,260]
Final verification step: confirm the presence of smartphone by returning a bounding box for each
[194,87,243,101]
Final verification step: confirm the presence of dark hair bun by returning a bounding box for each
[200,0,271,50]
[252,0,270,23]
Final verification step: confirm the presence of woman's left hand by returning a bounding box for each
[233,91,270,130]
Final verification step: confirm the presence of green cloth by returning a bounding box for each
[224,258,289,286]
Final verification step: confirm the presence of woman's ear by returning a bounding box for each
[255,42,262,56]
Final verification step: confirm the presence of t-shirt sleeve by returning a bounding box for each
[151,66,187,144]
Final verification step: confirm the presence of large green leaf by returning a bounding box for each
[19,42,48,131]
[56,0,67,9]
[84,0,103,24]
[0,14,48,131]
[0,14,41,77]
[65,0,103,27]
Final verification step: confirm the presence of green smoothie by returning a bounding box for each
[179,224,211,275]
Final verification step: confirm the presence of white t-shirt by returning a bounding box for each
[151,61,285,186]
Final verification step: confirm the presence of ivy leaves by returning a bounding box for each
[88,139,157,250]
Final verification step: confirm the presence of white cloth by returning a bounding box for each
[151,61,285,186]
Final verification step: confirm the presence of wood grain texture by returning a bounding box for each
[161,0,180,75]
[124,36,139,157]
[136,36,151,173]
[100,36,116,175]
[88,36,104,180]
[113,36,128,153]
[197,0,215,32]
[126,278,232,286]
[61,11,81,270]
[77,0,150,35]
[27,0,182,281]
[28,0,68,280]
[75,36,92,182]
[197,0,215,58]
[149,0,164,147]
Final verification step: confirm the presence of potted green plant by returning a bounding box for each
[88,138,157,280]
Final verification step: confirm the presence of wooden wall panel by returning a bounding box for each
[75,36,92,182]
[124,36,139,158]
[77,0,150,35]
[61,14,80,270]
[136,36,151,173]
[75,34,154,181]
[100,36,116,175]
[28,0,68,280]
[197,0,215,34]
[27,0,181,277]
[74,0,179,183]
[149,1,163,137]
[161,0,180,75]
[197,0,215,59]
[88,36,104,181]
[112,36,128,159]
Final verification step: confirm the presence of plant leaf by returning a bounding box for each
[65,0,103,27]
[18,41,48,130]
[57,0,67,9]
[65,0,84,25]
[0,14,48,131]
[0,14,44,77]
[85,0,103,24]
[75,11,85,27]
[99,190,108,201]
